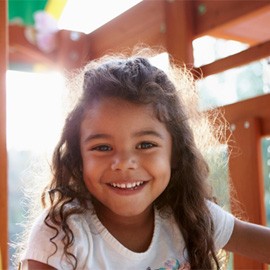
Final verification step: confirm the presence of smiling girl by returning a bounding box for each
[19,48,270,269]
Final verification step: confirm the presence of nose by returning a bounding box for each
[111,151,138,171]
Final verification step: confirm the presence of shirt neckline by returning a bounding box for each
[89,204,161,260]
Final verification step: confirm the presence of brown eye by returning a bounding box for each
[137,142,157,149]
[91,145,112,151]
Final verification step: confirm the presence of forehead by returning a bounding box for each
[83,97,156,121]
[80,97,170,136]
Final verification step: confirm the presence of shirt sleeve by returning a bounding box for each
[20,209,92,270]
[207,201,235,251]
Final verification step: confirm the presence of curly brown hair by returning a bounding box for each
[41,47,228,269]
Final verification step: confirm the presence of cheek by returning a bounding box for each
[82,168,92,190]
[81,151,98,171]
[82,168,101,198]
[148,153,171,180]
[81,154,109,186]
[81,158,97,184]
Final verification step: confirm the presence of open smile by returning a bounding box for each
[108,181,146,190]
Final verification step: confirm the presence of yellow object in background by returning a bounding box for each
[45,0,67,20]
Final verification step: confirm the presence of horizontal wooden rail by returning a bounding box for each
[220,93,270,137]
[194,40,270,78]
[194,1,270,38]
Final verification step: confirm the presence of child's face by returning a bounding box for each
[80,97,172,218]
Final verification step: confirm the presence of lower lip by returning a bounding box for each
[107,182,147,195]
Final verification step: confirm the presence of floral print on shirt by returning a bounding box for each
[146,259,191,270]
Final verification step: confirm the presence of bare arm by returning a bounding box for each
[224,218,270,263]
[23,260,56,270]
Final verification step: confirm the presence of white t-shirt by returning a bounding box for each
[21,201,234,270]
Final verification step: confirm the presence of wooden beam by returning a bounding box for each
[9,44,56,67]
[222,93,270,137]
[205,6,270,46]
[8,1,166,66]
[0,0,8,269]
[164,0,194,65]
[194,40,270,78]
[87,0,166,59]
[9,25,57,67]
[194,0,270,38]
[9,25,90,70]
[56,30,89,70]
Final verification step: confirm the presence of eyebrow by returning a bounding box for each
[132,130,165,139]
[83,133,112,144]
[83,129,165,144]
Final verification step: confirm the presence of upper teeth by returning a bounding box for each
[110,181,144,189]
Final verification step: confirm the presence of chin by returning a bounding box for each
[113,205,153,218]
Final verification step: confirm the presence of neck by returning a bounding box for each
[93,200,155,252]
[94,199,154,228]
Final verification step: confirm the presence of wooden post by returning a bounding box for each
[228,117,267,269]
[164,0,194,66]
[0,0,8,269]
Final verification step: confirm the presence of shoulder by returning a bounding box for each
[207,201,235,226]
[206,200,235,250]
[21,203,95,268]
[28,201,92,233]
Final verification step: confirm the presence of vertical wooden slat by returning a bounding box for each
[228,117,267,269]
[57,30,88,70]
[164,0,194,65]
[0,0,8,269]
